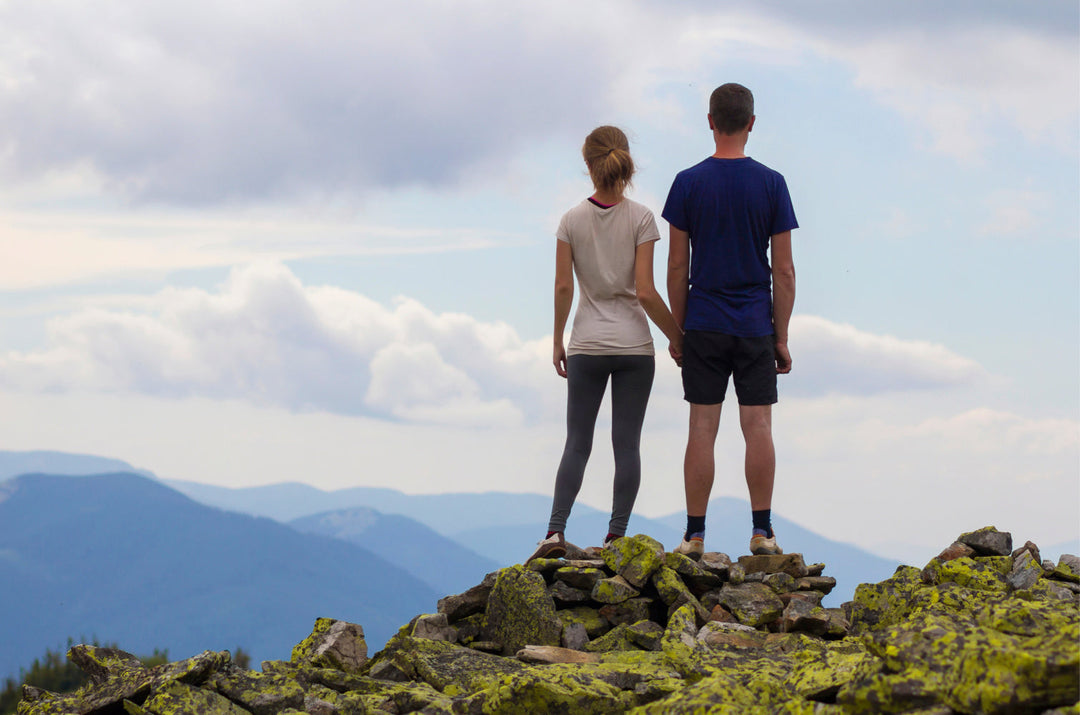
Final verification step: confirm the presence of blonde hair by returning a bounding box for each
[582,126,634,194]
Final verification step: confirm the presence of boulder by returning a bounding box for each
[482,564,562,656]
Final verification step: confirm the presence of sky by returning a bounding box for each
[0,1,1077,561]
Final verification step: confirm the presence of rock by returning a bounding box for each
[738,553,809,578]
[584,623,638,653]
[779,590,823,608]
[796,575,837,594]
[143,680,248,714]
[437,570,496,622]
[554,565,606,591]
[1051,554,1080,583]
[625,621,665,651]
[561,622,589,650]
[482,565,562,656]
[515,645,600,664]
[1007,550,1043,591]
[806,562,826,577]
[412,613,458,642]
[599,597,653,627]
[601,534,666,588]
[780,598,830,635]
[548,579,592,605]
[699,552,731,578]
[205,667,306,715]
[716,582,785,628]
[558,606,607,639]
[291,618,368,674]
[763,571,797,593]
[936,540,978,562]
[707,605,738,623]
[1011,540,1041,564]
[958,525,1013,556]
[592,574,641,604]
[696,621,769,649]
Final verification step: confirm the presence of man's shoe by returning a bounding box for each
[673,536,704,560]
[526,532,566,564]
[750,533,782,555]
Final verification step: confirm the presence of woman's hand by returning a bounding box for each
[554,342,568,378]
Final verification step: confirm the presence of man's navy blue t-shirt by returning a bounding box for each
[662,157,798,337]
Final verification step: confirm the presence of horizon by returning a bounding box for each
[0,2,1077,559]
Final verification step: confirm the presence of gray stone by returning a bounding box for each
[727,563,746,585]
[958,526,1013,556]
[554,565,606,591]
[737,553,810,578]
[548,579,591,605]
[591,574,641,604]
[516,645,600,664]
[561,622,589,650]
[1011,540,1041,564]
[1007,551,1042,591]
[438,571,497,622]
[412,613,458,642]
[598,597,653,627]
[780,599,830,635]
[717,582,785,628]
[291,619,368,674]
[936,541,977,563]
[763,572,797,593]
[625,620,665,651]
[696,621,768,648]
[779,590,824,608]
[796,576,837,595]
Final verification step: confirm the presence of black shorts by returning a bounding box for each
[682,330,777,405]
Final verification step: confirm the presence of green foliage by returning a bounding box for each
[0,640,250,715]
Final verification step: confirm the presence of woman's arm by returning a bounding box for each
[635,240,683,356]
[553,240,574,377]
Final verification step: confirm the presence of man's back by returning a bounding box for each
[662,156,796,338]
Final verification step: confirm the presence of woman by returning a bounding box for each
[527,126,682,563]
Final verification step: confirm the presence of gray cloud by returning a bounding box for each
[0,2,611,205]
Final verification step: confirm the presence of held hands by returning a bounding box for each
[554,342,568,378]
[775,340,792,374]
[668,333,683,367]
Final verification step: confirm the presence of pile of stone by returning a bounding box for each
[15,526,1080,715]
[414,533,849,660]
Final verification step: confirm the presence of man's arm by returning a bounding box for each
[770,230,795,374]
[553,240,574,377]
[667,226,690,329]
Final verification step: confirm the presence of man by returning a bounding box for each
[662,83,797,558]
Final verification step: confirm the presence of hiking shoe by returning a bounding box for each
[750,533,782,555]
[526,532,566,564]
[673,536,704,560]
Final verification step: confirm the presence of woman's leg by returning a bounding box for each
[547,355,611,533]
[607,355,655,537]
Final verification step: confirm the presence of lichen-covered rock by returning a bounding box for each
[601,534,666,588]
[554,565,607,591]
[1008,550,1044,591]
[548,579,592,605]
[205,666,306,715]
[411,612,458,642]
[142,680,249,715]
[592,574,641,604]
[598,597,653,627]
[558,606,608,639]
[482,564,562,656]
[290,618,368,674]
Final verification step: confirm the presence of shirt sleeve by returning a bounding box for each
[770,175,798,235]
[556,210,571,244]
[636,207,662,245]
[661,174,689,232]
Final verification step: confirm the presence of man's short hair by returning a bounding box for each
[709,83,754,135]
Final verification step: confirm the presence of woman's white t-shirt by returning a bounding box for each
[556,198,661,356]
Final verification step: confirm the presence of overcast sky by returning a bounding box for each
[0,1,1076,559]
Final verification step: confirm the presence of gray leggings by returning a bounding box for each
[548,354,655,537]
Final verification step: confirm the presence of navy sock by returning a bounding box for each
[685,515,706,541]
[751,509,773,538]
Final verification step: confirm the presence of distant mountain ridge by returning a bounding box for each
[0,471,439,683]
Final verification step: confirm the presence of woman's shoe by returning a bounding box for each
[526,532,567,564]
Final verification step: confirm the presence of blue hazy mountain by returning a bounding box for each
[0,472,439,683]
[289,508,500,595]
[0,450,154,481]
[166,478,899,607]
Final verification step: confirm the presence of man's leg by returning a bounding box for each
[685,402,723,516]
[738,404,774,510]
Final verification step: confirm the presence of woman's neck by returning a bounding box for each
[591,188,624,206]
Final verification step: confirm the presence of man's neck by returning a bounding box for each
[712,131,749,159]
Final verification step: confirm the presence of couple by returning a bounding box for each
[529,83,798,564]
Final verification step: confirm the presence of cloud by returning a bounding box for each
[787,315,985,396]
[0,1,625,205]
[0,2,1071,207]
[1,263,989,425]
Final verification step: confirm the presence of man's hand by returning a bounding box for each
[668,334,683,367]
[554,342,568,378]
[775,341,792,374]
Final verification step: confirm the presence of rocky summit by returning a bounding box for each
[15,526,1080,714]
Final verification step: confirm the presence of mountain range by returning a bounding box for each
[2,449,1076,687]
